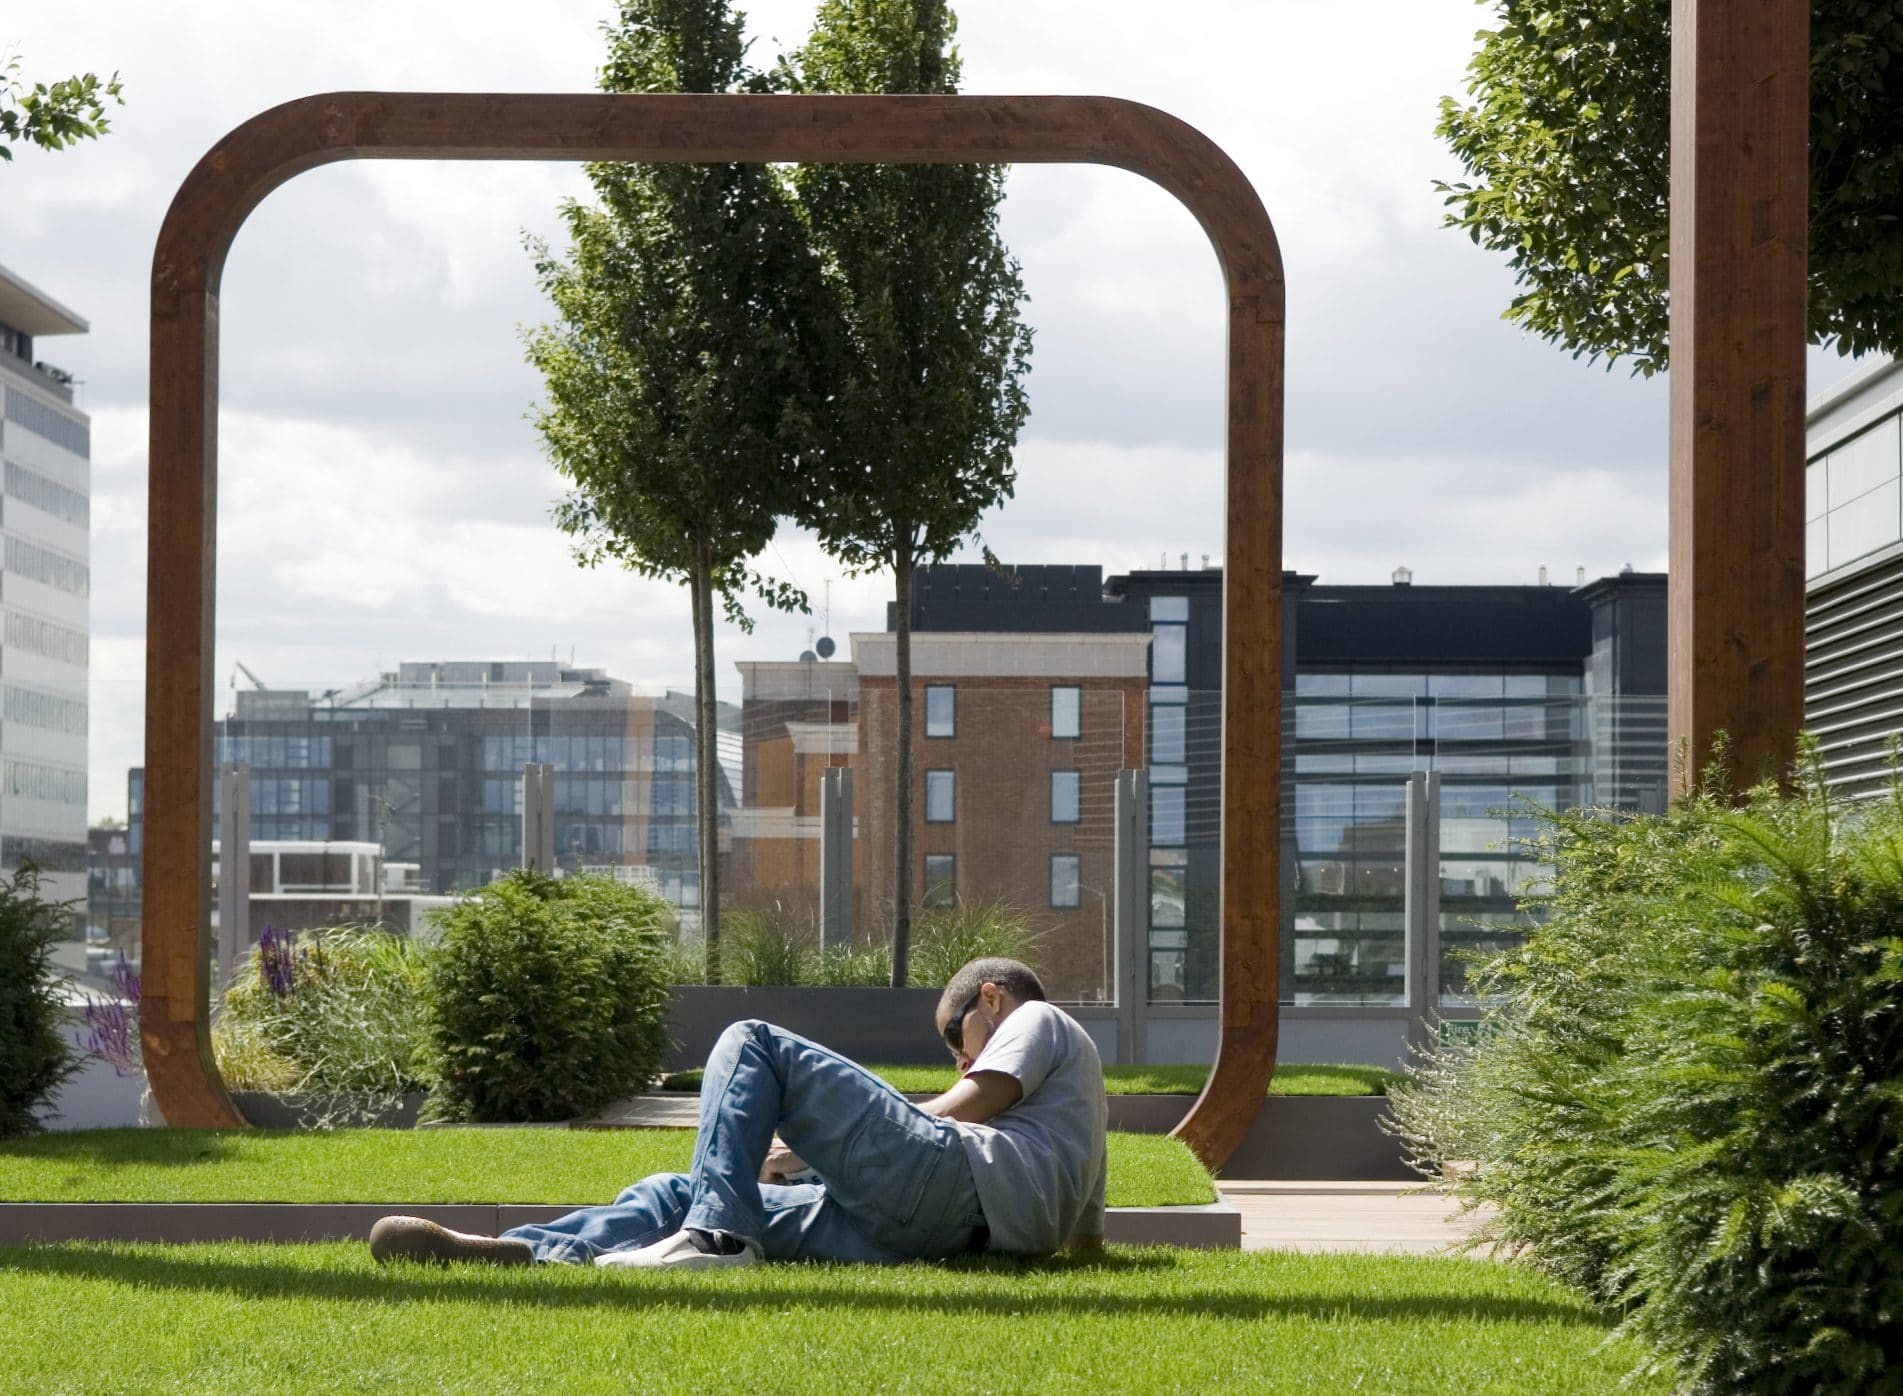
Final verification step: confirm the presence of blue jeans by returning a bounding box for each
[502,1020,984,1265]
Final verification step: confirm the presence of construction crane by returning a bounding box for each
[230,661,269,691]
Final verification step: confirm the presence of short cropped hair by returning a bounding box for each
[938,957,1046,1020]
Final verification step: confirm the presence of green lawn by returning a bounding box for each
[660,1062,1401,1096]
[0,1128,1214,1207]
[0,1241,1664,1394]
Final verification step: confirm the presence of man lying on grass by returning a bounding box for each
[370,956,1108,1270]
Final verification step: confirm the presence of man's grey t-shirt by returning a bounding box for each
[953,1000,1108,1255]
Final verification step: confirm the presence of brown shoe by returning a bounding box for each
[369,1215,535,1267]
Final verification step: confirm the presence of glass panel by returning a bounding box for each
[1148,596,1189,622]
[1049,770,1080,823]
[1150,703,1186,763]
[1150,785,1185,845]
[1827,416,1902,510]
[923,854,955,908]
[924,685,955,738]
[1150,863,1186,928]
[1050,686,1080,739]
[1049,854,1081,908]
[924,769,955,823]
[1827,478,1901,571]
[1151,624,1187,684]
[1428,673,1502,698]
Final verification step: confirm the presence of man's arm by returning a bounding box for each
[918,1069,1022,1124]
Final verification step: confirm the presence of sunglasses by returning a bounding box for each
[943,989,983,1054]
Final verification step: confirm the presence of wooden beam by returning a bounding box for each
[144,94,1284,1164]
[1668,0,1810,793]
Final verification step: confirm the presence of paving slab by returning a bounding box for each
[1220,1180,1499,1256]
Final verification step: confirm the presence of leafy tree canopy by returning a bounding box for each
[780,0,1033,573]
[1438,0,1903,374]
[525,0,830,627]
[0,51,122,162]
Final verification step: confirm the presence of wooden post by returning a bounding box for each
[1668,0,1810,793]
[143,94,1284,1161]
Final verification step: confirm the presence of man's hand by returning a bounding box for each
[760,1141,811,1184]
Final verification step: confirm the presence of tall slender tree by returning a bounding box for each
[525,0,830,981]
[783,0,1033,986]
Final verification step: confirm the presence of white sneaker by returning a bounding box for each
[596,1230,761,1270]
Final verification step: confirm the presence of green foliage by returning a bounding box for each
[213,927,433,1125]
[658,896,1036,988]
[425,871,673,1122]
[905,896,1042,988]
[1438,0,1903,373]
[0,52,123,161]
[0,864,79,1136]
[526,0,839,982]
[779,0,1034,984]
[1392,758,1903,1393]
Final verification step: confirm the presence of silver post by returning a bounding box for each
[217,763,251,988]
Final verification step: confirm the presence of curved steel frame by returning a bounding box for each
[143,92,1285,1168]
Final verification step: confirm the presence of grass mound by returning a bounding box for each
[659,1062,1400,1096]
[0,1128,1213,1207]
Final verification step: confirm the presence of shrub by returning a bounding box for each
[906,897,1042,988]
[1392,758,1903,1394]
[721,902,820,986]
[0,863,80,1136]
[214,925,433,1125]
[426,870,672,1122]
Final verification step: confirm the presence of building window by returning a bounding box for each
[1050,854,1082,909]
[925,684,956,738]
[1151,622,1187,684]
[1051,686,1081,740]
[924,853,956,907]
[1149,596,1189,623]
[1151,785,1185,846]
[925,769,955,823]
[1050,769,1081,824]
[1150,702,1185,765]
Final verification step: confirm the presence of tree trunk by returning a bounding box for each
[890,545,915,988]
[691,542,722,984]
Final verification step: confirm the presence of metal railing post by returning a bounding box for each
[521,763,555,872]
[216,763,251,988]
[1114,768,1150,1065]
[819,766,854,950]
[1404,769,1442,1054]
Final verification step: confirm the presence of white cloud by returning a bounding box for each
[5,0,1797,820]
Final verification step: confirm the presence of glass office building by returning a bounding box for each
[0,265,91,970]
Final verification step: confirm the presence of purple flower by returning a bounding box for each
[73,950,142,1077]
[258,922,300,998]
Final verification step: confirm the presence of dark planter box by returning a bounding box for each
[1100,1095,1409,1181]
[234,1091,427,1130]
[666,986,947,1069]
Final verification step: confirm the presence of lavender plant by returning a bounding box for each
[72,950,141,1076]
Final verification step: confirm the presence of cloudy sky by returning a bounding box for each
[4,1,1868,820]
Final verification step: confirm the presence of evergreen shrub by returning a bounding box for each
[0,864,79,1136]
[1391,760,1903,1393]
[426,870,671,1122]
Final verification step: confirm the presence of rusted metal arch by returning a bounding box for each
[144,92,1286,1168]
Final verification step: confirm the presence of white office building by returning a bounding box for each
[0,265,91,953]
